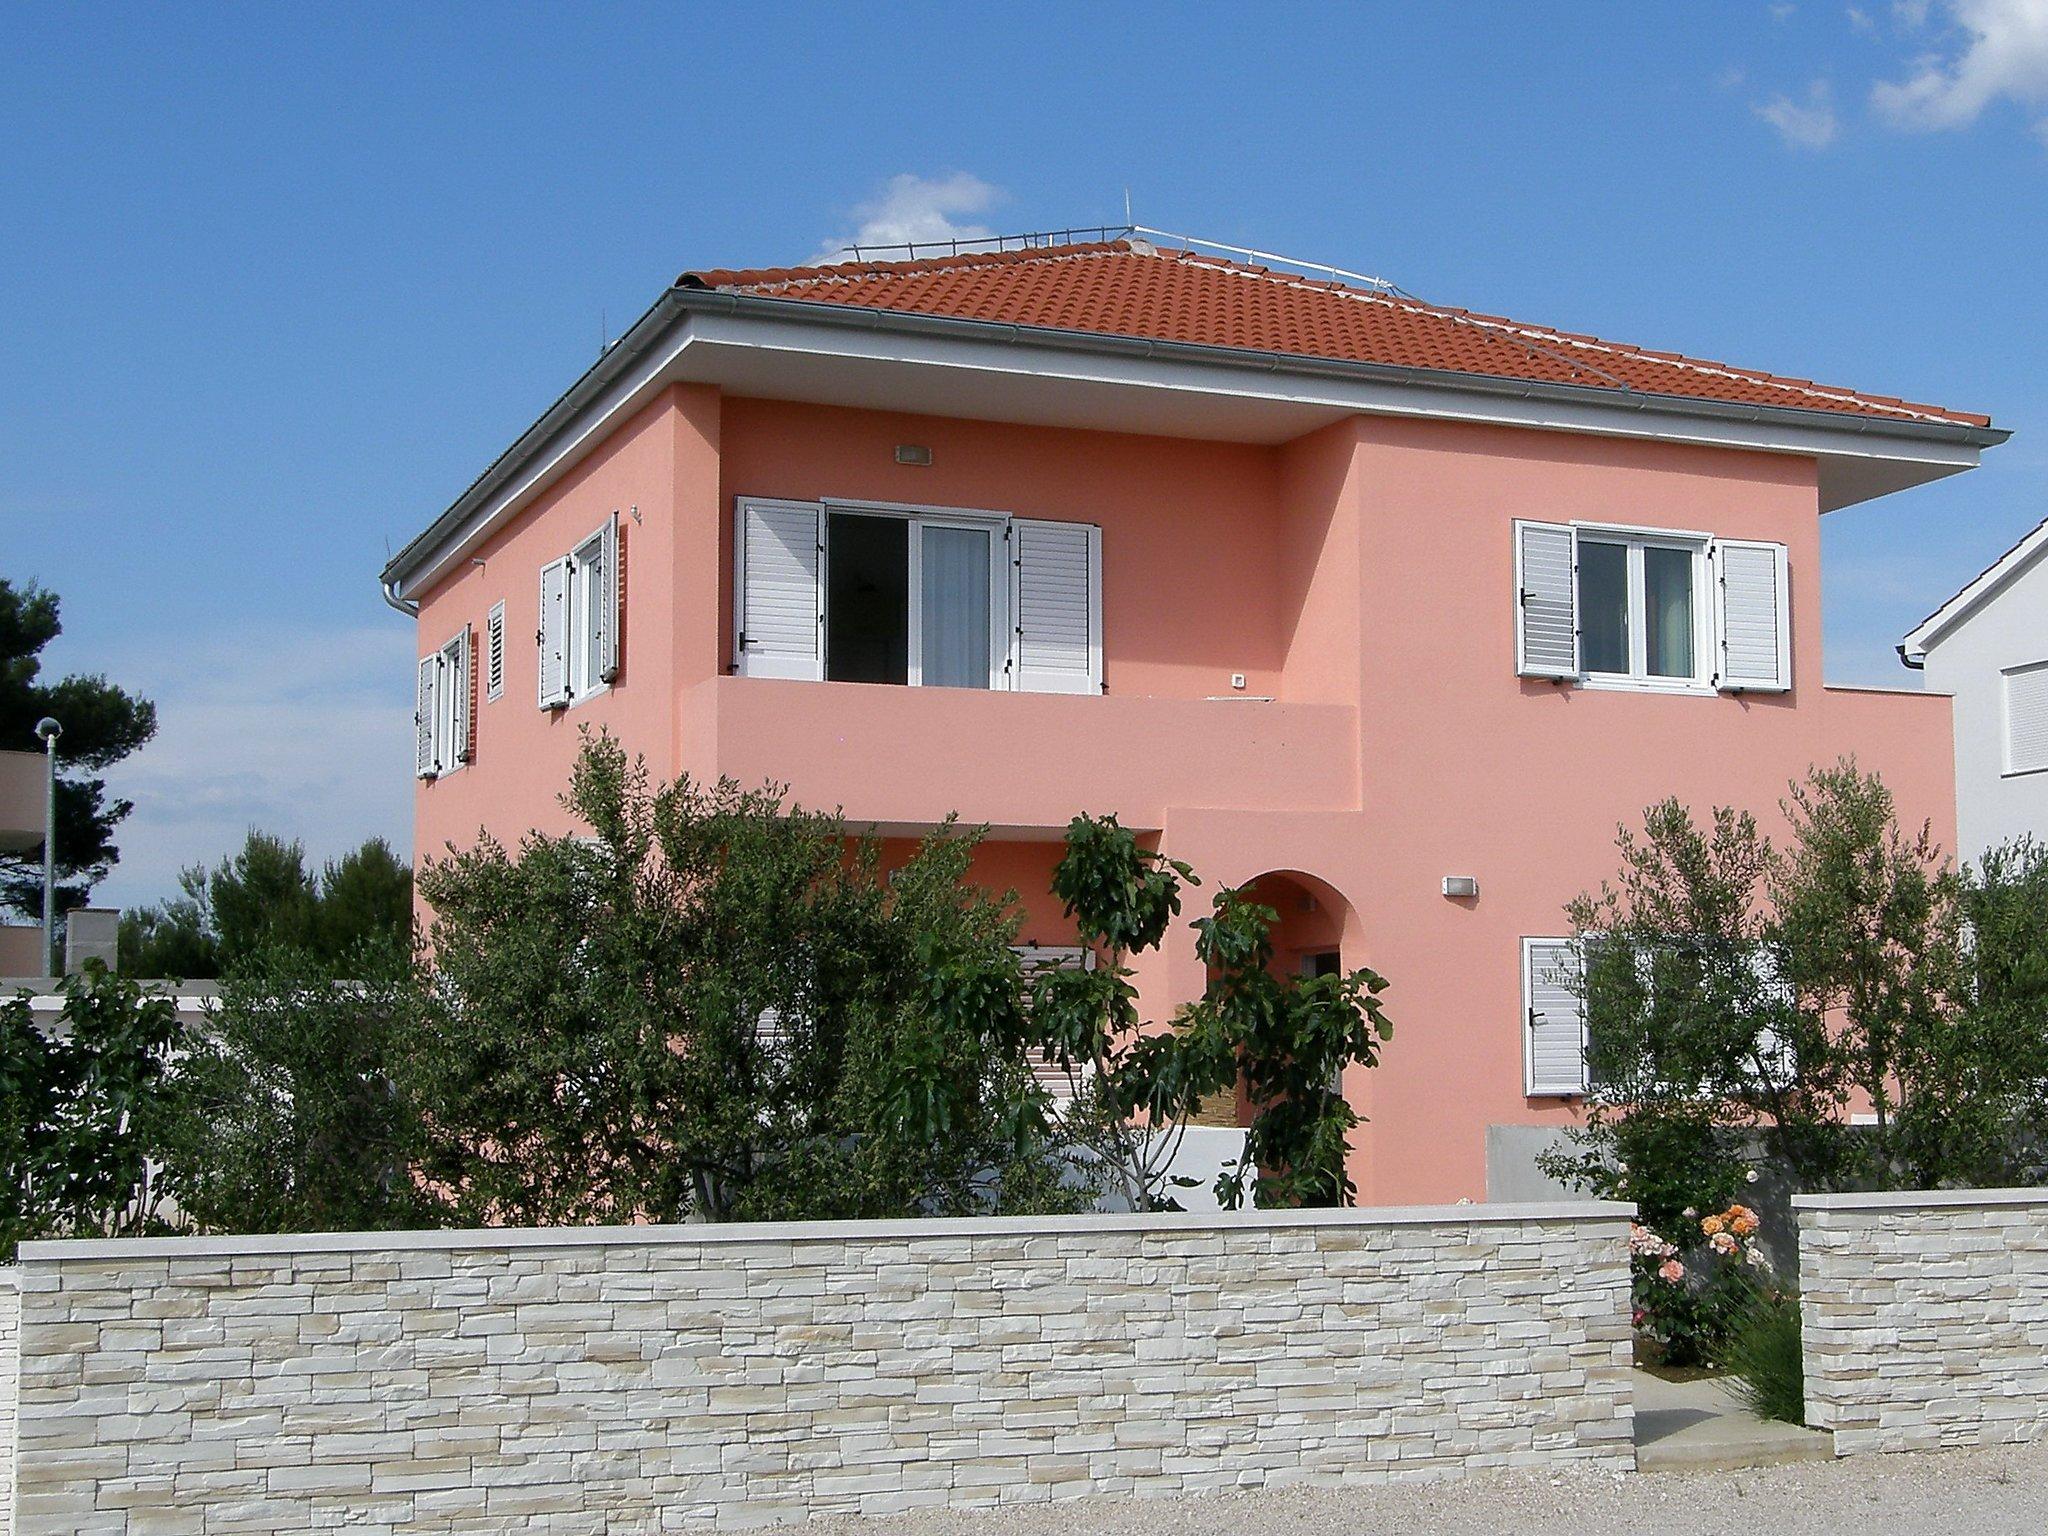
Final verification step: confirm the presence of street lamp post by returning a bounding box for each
[35,717,61,977]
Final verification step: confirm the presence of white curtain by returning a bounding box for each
[921,526,990,688]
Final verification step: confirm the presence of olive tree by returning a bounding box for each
[158,938,433,1235]
[1546,761,2046,1227]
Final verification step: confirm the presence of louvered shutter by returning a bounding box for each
[485,602,506,701]
[415,653,440,779]
[736,499,824,679]
[1749,943,1797,1089]
[1010,519,1100,694]
[596,512,622,683]
[2006,663,2048,773]
[1515,520,1579,679]
[1524,938,1587,1096]
[450,628,474,764]
[1713,539,1791,693]
[1015,945,1094,1106]
[538,557,571,707]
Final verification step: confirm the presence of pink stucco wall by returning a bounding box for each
[411,392,1956,1206]
[715,397,1293,700]
[413,385,721,865]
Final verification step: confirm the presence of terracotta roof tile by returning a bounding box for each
[681,241,1990,430]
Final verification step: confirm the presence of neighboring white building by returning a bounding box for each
[1902,514,2048,860]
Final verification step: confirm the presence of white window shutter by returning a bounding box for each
[736,499,824,679]
[2006,663,2048,773]
[1713,539,1791,693]
[1524,938,1587,1096]
[538,556,571,708]
[597,511,622,683]
[451,627,474,764]
[1014,944,1095,1106]
[415,653,440,779]
[1010,519,1101,694]
[1748,943,1797,1089]
[1515,520,1579,679]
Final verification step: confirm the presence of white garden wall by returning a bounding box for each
[15,1204,1633,1532]
[1797,1189,2048,1454]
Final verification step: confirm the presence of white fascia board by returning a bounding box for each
[389,299,1995,600]
[1901,514,2048,661]
[681,307,1989,474]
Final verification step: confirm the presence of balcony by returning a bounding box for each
[0,750,43,853]
[680,676,1359,833]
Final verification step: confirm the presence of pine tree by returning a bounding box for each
[0,579,157,918]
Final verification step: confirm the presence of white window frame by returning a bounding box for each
[895,507,1009,690]
[421,630,468,779]
[1573,523,1713,694]
[736,496,1097,694]
[563,522,611,708]
[2002,658,2048,777]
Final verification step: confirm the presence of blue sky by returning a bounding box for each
[5,1,2046,906]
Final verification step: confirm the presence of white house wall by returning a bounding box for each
[1920,541,2048,859]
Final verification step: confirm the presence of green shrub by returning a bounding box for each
[1718,1286,1806,1426]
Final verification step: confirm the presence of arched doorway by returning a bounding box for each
[1164,867,1367,1208]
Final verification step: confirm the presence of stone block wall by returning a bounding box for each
[1797,1189,2048,1454]
[1,1268,16,1536]
[16,1204,1632,1532]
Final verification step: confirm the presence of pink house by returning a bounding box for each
[380,236,2004,1205]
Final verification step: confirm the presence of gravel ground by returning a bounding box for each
[805,1442,2048,1536]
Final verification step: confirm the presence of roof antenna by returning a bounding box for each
[1123,186,1132,231]
[599,307,609,358]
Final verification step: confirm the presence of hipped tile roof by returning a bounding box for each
[682,240,1988,429]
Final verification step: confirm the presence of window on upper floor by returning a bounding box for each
[735,498,1101,694]
[1577,533,1703,684]
[1515,519,1790,694]
[2003,659,2048,776]
[485,601,506,702]
[415,628,473,780]
[539,513,621,709]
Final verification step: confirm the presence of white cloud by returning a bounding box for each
[1848,4,1877,32]
[807,173,1002,265]
[1894,0,1934,27]
[92,623,414,908]
[1772,2,1799,18]
[1870,0,2048,139]
[1756,79,1844,144]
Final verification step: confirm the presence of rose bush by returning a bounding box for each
[1628,1201,1776,1367]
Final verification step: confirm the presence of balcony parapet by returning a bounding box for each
[682,676,1359,833]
